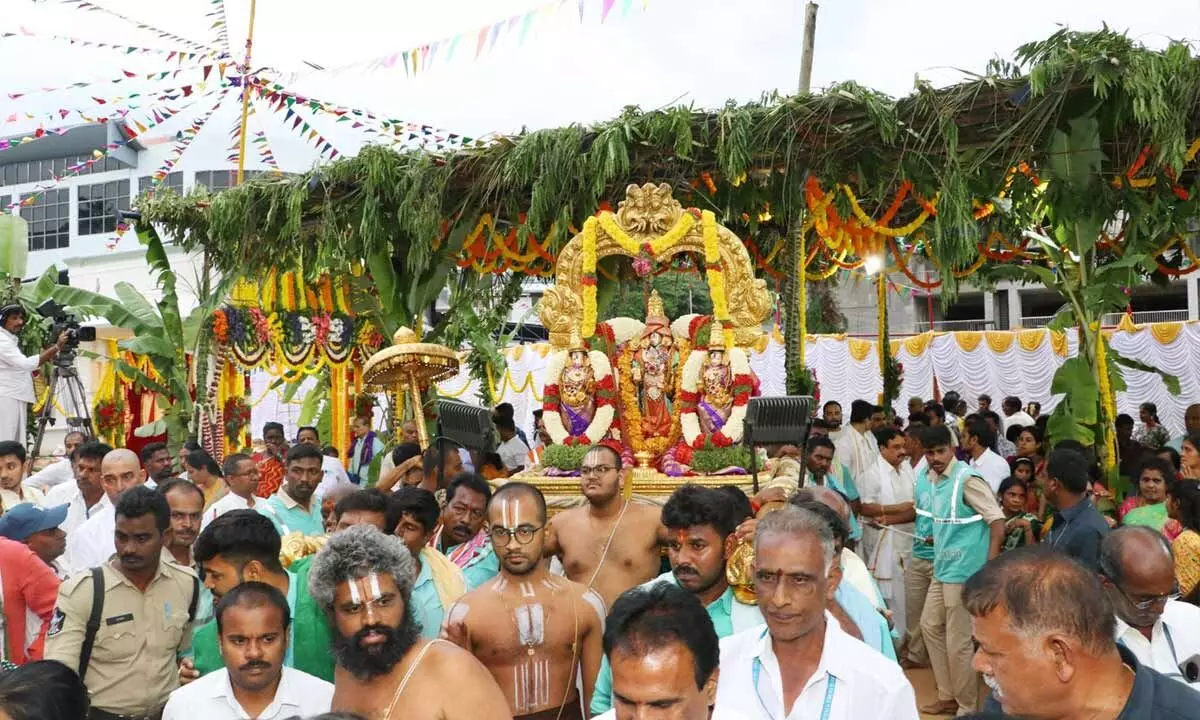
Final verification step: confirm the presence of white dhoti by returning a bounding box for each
[0,397,26,444]
[870,523,913,639]
[866,457,916,641]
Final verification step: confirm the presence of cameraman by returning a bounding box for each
[0,305,68,444]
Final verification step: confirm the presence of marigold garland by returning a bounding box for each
[701,211,734,349]
[581,217,599,337]
[598,209,697,257]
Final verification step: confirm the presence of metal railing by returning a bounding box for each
[1019,309,1193,329]
[913,319,995,332]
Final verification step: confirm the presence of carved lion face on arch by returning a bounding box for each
[615,183,683,235]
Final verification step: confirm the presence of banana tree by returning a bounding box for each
[989,116,1180,486]
[49,224,234,454]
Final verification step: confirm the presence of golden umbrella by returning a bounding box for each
[362,327,460,450]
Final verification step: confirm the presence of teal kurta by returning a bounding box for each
[589,572,763,714]
[410,558,447,639]
[256,490,324,537]
[450,541,500,591]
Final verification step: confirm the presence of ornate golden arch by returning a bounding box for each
[538,183,772,348]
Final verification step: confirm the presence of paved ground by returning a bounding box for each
[906,666,947,719]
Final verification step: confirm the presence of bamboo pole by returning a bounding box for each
[235,0,258,186]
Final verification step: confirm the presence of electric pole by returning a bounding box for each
[798,2,819,93]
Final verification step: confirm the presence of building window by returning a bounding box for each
[77,179,130,235]
[137,172,183,198]
[20,189,70,251]
[194,169,265,193]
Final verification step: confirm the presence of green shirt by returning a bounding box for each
[256,491,324,537]
[449,542,500,591]
[589,572,763,714]
[191,557,334,681]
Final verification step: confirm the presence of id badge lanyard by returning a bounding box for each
[751,631,837,720]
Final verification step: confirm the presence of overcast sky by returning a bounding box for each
[2,0,1198,174]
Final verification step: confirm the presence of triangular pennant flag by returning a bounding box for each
[447,34,461,62]
[622,0,633,15]
[488,22,502,50]
[475,27,489,58]
[601,0,616,22]
[520,11,536,43]
[577,0,586,22]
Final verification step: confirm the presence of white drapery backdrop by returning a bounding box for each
[433,321,1200,441]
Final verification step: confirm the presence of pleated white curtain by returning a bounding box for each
[435,322,1200,440]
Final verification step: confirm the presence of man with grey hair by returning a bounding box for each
[310,525,510,720]
[1099,526,1200,688]
[970,546,1200,719]
[714,505,918,719]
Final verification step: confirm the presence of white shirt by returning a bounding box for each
[969,448,1011,494]
[592,706,748,720]
[201,492,256,531]
[1003,410,1036,434]
[45,482,109,535]
[714,615,918,720]
[1115,600,1200,688]
[314,455,353,502]
[0,484,44,510]
[0,328,39,403]
[497,435,531,471]
[63,502,116,575]
[162,666,333,720]
[864,457,916,570]
[23,457,74,490]
[833,426,878,487]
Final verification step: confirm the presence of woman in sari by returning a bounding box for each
[1180,432,1200,480]
[999,476,1040,550]
[1167,477,1200,602]
[1015,428,1046,514]
[1134,402,1171,450]
[1120,456,1181,540]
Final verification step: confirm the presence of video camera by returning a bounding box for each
[36,299,96,363]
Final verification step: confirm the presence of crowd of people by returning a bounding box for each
[0,390,1194,720]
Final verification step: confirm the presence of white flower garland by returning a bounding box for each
[543,349,615,445]
[680,347,752,446]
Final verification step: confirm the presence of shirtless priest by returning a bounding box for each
[309,524,511,720]
[543,444,667,607]
[443,482,606,720]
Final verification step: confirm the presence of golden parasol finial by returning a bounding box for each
[362,327,461,450]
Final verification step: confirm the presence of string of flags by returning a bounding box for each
[47,0,219,56]
[281,0,652,81]
[254,82,471,151]
[4,78,220,130]
[5,61,227,100]
[4,143,123,210]
[147,88,233,185]
[0,27,218,62]
[206,0,232,55]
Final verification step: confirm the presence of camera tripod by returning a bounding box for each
[30,356,94,462]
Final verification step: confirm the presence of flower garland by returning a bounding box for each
[617,343,684,459]
[223,396,251,442]
[678,347,755,448]
[94,397,126,444]
[598,209,698,257]
[1095,335,1118,472]
[581,217,599,337]
[701,210,734,349]
[542,348,616,445]
[212,306,374,371]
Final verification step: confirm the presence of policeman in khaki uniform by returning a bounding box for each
[47,486,199,720]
